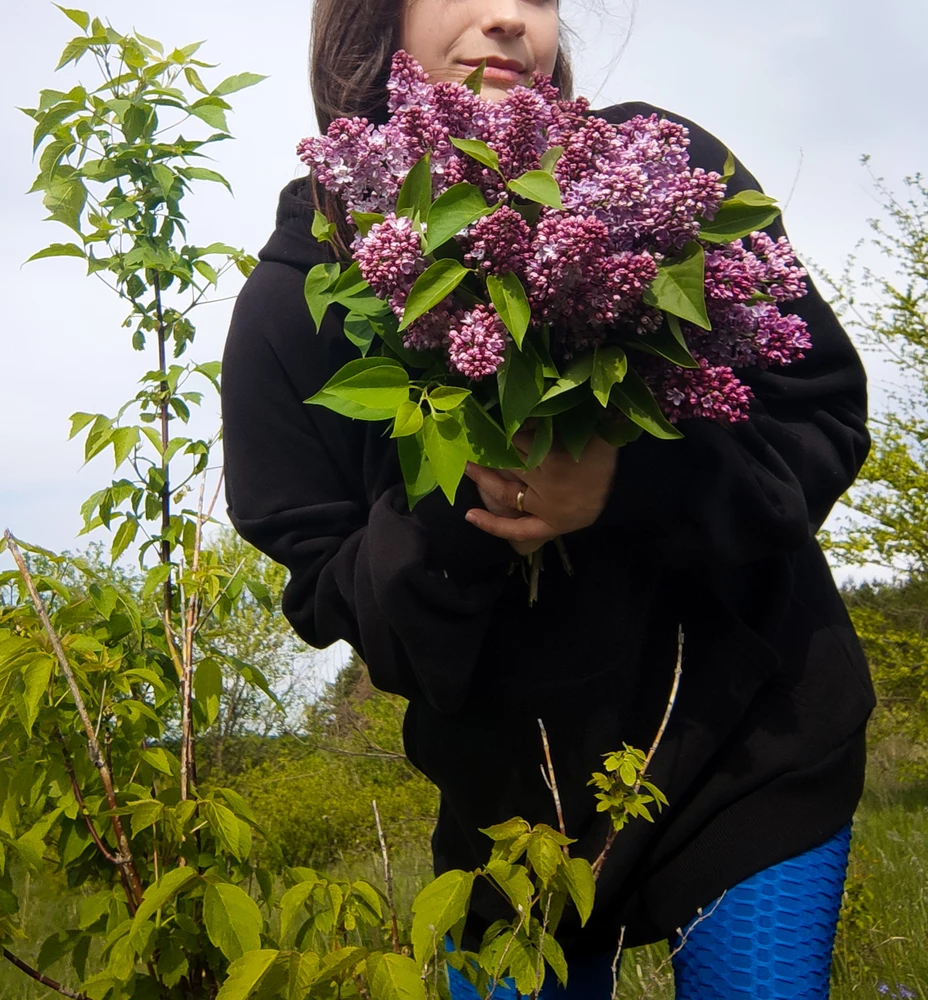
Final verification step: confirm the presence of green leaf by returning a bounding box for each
[189,103,230,132]
[555,398,600,461]
[596,416,643,448]
[631,314,699,369]
[462,62,486,95]
[305,357,409,419]
[449,138,500,174]
[508,170,564,210]
[331,262,386,317]
[399,259,470,331]
[130,868,199,947]
[151,163,174,198]
[486,272,530,348]
[182,166,232,192]
[215,950,282,1000]
[498,342,544,440]
[396,151,432,222]
[610,367,683,440]
[213,73,268,96]
[139,747,175,775]
[111,517,138,562]
[205,800,252,861]
[304,262,341,329]
[720,149,736,184]
[590,346,628,407]
[559,857,596,926]
[480,817,531,842]
[697,189,781,244]
[111,426,139,468]
[312,210,337,243]
[78,891,112,931]
[428,386,472,412]
[351,211,385,236]
[424,183,494,253]
[643,241,710,330]
[422,411,471,504]
[541,933,568,987]
[195,657,222,728]
[42,175,87,234]
[278,880,318,944]
[54,5,90,30]
[539,146,566,174]
[484,860,534,916]
[371,952,427,1000]
[411,870,475,968]
[397,434,437,509]
[128,799,164,839]
[461,399,523,469]
[204,883,263,962]
[26,242,85,263]
[392,400,425,438]
[525,415,553,469]
[344,313,377,357]
[14,655,53,733]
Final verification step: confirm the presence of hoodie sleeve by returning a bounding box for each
[592,102,870,566]
[221,255,514,713]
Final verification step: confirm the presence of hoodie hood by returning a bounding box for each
[258,176,337,272]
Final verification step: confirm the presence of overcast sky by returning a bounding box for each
[2,0,926,589]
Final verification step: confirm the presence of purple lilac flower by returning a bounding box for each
[463,206,532,276]
[447,305,508,378]
[748,231,808,301]
[354,214,424,297]
[657,357,754,423]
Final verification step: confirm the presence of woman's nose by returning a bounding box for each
[479,0,527,39]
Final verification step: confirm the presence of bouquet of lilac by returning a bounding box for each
[297,52,810,507]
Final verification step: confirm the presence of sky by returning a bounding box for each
[2,0,926,598]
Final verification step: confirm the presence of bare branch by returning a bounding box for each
[2,948,89,1000]
[372,800,400,954]
[610,926,626,1000]
[537,719,568,854]
[4,532,144,907]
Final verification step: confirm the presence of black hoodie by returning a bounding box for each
[221,102,875,951]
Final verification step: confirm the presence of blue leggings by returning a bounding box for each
[445,823,851,999]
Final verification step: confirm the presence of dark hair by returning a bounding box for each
[307,0,575,258]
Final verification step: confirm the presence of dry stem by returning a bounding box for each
[372,799,400,954]
[655,890,727,976]
[593,625,684,879]
[610,926,627,1000]
[2,949,89,1000]
[4,531,144,907]
[537,719,568,853]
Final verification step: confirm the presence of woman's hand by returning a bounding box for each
[464,430,619,555]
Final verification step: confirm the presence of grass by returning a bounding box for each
[1,777,925,998]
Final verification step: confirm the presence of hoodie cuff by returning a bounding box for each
[407,477,515,582]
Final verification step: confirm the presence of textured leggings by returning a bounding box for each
[445,823,852,999]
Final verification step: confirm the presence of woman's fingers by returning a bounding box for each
[465,463,530,513]
[465,507,556,543]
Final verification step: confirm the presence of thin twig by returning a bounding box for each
[610,926,627,1000]
[537,719,568,853]
[4,532,144,907]
[655,891,727,975]
[484,911,527,1000]
[2,948,89,1000]
[593,625,684,879]
[372,800,400,954]
[192,556,246,637]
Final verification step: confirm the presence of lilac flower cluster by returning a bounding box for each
[298,50,811,420]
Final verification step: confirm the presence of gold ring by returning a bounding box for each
[515,487,527,513]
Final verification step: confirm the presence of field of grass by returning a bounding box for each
[1,781,925,998]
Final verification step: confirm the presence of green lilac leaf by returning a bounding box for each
[555,398,600,461]
[351,211,385,236]
[643,242,710,330]
[391,400,425,438]
[487,272,530,348]
[428,386,472,411]
[344,312,377,356]
[449,137,500,174]
[525,415,554,469]
[397,433,437,509]
[508,170,564,210]
[399,259,470,331]
[539,146,565,174]
[590,346,628,407]
[422,410,471,503]
[396,150,432,222]
[498,342,544,440]
[462,62,486,95]
[425,182,494,252]
[304,262,340,328]
[461,399,523,469]
[610,367,683,440]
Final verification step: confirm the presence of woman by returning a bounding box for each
[221,0,875,995]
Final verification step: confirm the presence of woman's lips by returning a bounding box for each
[481,65,524,83]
